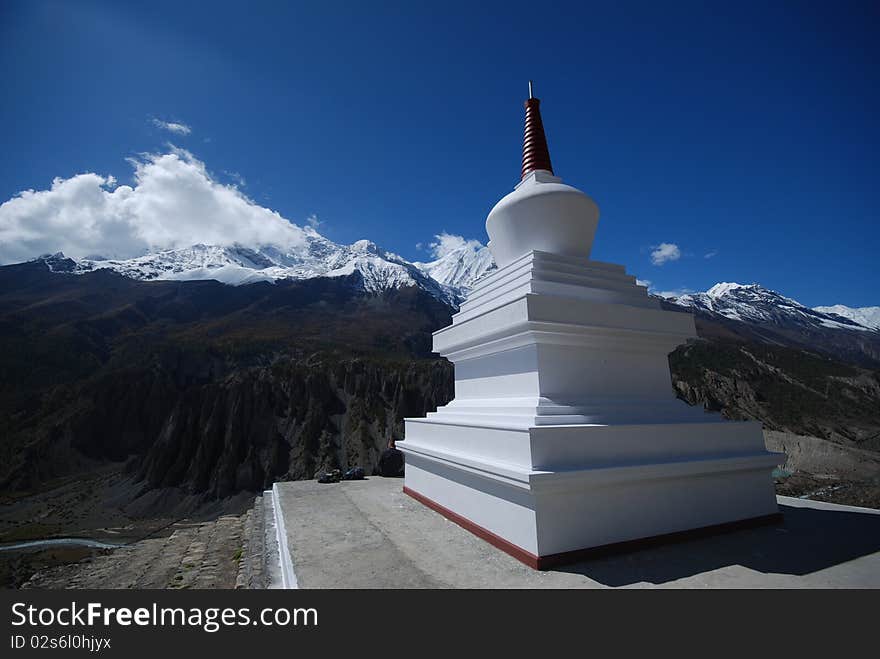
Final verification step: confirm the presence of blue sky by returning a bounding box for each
[0,0,876,306]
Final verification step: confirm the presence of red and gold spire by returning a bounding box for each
[520,81,554,180]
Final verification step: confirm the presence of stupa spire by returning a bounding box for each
[520,80,554,179]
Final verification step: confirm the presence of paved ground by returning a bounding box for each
[274,477,880,588]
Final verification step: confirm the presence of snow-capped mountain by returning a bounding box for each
[61,228,455,304]
[812,305,880,331]
[666,282,876,332]
[41,227,499,307]
[413,243,496,296]
[38,237,878,337]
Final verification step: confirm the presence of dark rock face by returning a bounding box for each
[3,347,453,499]
[134,355,452,497]
[669,339,880,448]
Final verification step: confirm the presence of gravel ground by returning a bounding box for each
[20,514,246,589]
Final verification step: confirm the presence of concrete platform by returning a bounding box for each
[270,477,880,588]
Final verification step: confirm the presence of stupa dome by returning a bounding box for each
[485,85,599,267]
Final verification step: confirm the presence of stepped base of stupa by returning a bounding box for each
[401,420,781,568]
[398,249,783,568]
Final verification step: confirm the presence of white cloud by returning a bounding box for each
[151,118,192,136]
[428,232,483,259]
[306,214,322,230]
[704,250,718,259]
[650,242,681,266]
[636,278,651,288]
[0,149,308,264]
[224,171,246,187]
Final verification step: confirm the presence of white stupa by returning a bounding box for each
[398,84,784,569]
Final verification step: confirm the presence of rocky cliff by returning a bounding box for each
[133,353,452,497]
[669,339,880,449]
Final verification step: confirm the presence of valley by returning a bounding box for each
[1,251,878,588]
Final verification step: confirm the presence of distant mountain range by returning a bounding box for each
[659,283,880,368]
[35,231,876,337]
[667,282,879,332]
[43,228,496,307]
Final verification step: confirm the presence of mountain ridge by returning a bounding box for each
[665,282,875,333]
[813,304,880,331]
[61,229,459,303]
[33,238,876,337]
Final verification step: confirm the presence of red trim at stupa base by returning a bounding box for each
[403,486,541,568]
[403,486,782,571]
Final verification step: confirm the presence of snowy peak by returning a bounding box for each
[669,282,875,332]
[813,305,880,331]
[36,245,874,334]
[349,239,382,255]
[38,252,78,273]
[57,231,456,304]
[74,244,279,286]
[414,244,496,296]
[705,282,752,299]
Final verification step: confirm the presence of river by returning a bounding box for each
[0,538,122,552]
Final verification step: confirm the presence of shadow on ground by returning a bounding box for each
[556,504,880,586]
